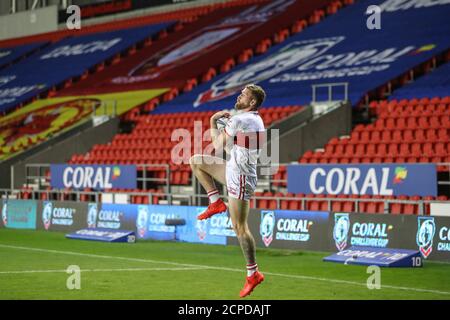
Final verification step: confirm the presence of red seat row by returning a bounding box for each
[251,192,448,215]
[319,142,449,158]
[69,107,303,185]
[373,115,449,130]
[299,97,450,171]
[351,128,449,143]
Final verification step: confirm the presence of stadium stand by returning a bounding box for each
[2,0,449,217]
[387,61,450,101]
[0,22,171,115]
[292,59,450,214]
[1,0,295,161]
[59,0,344,201]
[59,0,335,96]
[0,0,268,48]
[0,23,174,161]
[155,0,450,113]
[0,42,49,70]
[299,95,450,169]
[69,105,303,184]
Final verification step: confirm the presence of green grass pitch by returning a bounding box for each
[0,228,449,300]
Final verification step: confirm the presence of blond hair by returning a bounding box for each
[245,84,266,109]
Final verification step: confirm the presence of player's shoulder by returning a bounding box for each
[235,110,260,120]
[237,111,265,130]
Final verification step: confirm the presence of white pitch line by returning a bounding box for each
[1,243,449,296]
[0,267,207,275]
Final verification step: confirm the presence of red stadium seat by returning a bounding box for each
[342,201,355,213]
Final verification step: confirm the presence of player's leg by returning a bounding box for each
[189,154,226,190]
[189,154,227,219]
[228,197,256,266]
[227,174,264,298]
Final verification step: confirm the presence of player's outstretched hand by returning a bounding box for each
[211,110,231,122]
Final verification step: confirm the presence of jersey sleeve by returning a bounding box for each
[224,116,240,137]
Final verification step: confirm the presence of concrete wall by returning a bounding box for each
[0,5,58,41]
[262,102,352,165]
[58,0,230,28]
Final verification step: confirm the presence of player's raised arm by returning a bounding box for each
[210,110,231,152]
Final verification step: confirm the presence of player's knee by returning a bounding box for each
[189,154,202,169]
[233,222,248,237]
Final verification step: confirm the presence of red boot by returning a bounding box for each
[240,271,265,298]
[197,199,227,220]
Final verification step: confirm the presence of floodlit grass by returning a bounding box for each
[0,229,449,300]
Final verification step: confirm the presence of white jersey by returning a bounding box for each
[223,110,265,177]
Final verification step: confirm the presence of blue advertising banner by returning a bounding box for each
[153,0,450,113]
[0,22,171,113]
[178,207,235,245]
[50,164,137,190]
[136,205,234,244]
[1,199,37,229]
[136,204,185,241]
[0,42,47,68]
[287,163,437,197]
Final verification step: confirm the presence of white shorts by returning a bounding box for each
[226,168,257,201]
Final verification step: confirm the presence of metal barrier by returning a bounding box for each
[24,163,173,192]
[312,82,349,103]
[92,100,118,117]
[22,161,449,206]
[2,187,448,216]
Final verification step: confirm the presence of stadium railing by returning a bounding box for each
[23,163,171,192]
[1,187,447,216]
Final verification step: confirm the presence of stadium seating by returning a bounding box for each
[299,97,450,172]
[0,42,48,70]
[60,0,338,99]
[1,0,342,163]
[0,26,170,161]
[2,0,359,169]
[0,0,268,48]
[7,0,449,215]
[373,54,450,102]
[68,106,303,188]
[0,22,172,115]
[251,192,449,216]
[290,92,450,214]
